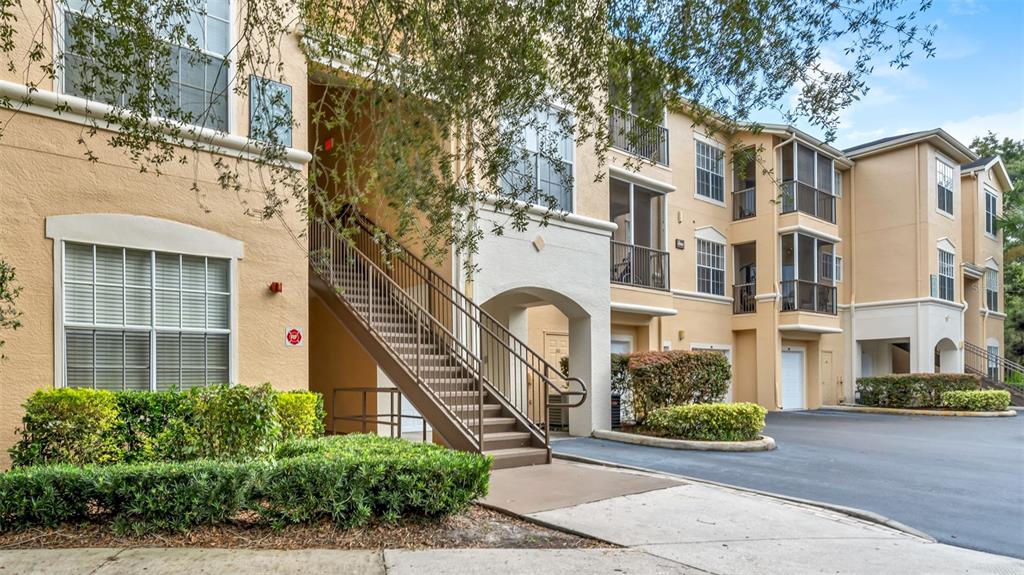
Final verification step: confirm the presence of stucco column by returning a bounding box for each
[569,308,611,435]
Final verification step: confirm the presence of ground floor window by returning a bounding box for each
[62,242,231,390]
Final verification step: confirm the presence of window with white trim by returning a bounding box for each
[695,140,725,202]
[696,239,725,296]
[936,160,954,215]
[500,107,575,212]
[937,248,954,302]
[985,190,998,236]
[833,169,843,197]
[987,344,999,379]
[986,269,999,312]
[62,0,231,131]
[63,242,231,391]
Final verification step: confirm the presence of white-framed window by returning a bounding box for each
[696,238,725,296]
[987,343,999,379]
[936,160,954,216]
[985,190,998,236]
[61,0,231,132]
[833,169,843,197]
[500,107,575,212]
[821,253,843,283]
[695,139,725,202]
[986,269,999,312]
[937,248,955,302]
[63,242,231,391]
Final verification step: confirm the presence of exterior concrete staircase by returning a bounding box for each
[964,342,1024,406]
[308,213,586,469]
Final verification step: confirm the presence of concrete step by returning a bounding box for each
[487,446,549,469]
[482,431,533,450]
[461,417,518,433]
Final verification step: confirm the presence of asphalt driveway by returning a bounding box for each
[552,410,1024,559]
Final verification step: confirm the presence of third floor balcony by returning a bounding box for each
[609,106,669,166]
[780,181,835,224]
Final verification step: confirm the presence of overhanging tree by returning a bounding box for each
[0,0,936,269]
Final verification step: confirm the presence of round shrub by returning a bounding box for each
[9,388,122,467]
[643,403,766,442]
[940,390,1011,412]
[276,391,327,440]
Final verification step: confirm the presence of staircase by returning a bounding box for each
[964,342,1024,406]
[308,212,587,468]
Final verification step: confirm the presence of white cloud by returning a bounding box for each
[948,0,987,16]
[941,107,1024,144]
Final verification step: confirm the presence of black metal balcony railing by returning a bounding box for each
[733,283,756,314]
[610,240,670,291]
[780,280,837,315]
[733,187,756,220]
[780,181,835,223]
[609,106,669,166]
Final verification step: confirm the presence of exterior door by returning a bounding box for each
[781,350,806,410]
[820,351,835,405]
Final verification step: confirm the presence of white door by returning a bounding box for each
[781,350,806,410]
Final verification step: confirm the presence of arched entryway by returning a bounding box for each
[934,337,960,373]
[481,286,608,436]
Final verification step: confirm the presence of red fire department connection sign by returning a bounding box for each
[285,327,304,347]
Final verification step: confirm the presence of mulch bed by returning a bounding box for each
[0,505,609,550]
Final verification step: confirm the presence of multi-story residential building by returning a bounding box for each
[0,1,1013,469]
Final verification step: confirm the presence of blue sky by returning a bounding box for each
[757,0,1024,150]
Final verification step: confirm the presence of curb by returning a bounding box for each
[823,405,1016,417]
[592,429,776,452]
[551,451,937,544]
[476,502,624,548]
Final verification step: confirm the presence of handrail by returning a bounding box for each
[779,180,835,223]
[964,341,1024,384]
[609,105,669,166]
[609,239,670,291]
[309,219,486,447]
[341,209,587,410]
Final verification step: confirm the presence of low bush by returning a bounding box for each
[643,403,766,442]
[9,388,122,467]
[940,390,1011,412]
[276,391,327,441]
[9,385,326,466]
[626,351,731,423]
[856,373,980,408]
[0,435,490,533]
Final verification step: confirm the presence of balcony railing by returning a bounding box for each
[733,187,756,220]
[609,106,669,166]
[610,240,670,291]
[733,283,756,314]
[780,280,837,315]
[780,181,835,223]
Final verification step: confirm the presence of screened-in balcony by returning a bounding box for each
[778,140,839,224]
[609,177,669,291]
[609,106,669,166]
[780,280,837,315]
[732,242,756,314]
[733,147,756,220]
[780,181,835,223]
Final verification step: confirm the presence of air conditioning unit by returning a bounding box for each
[548,394,569,430]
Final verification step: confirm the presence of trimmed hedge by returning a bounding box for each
[940,390,1011,412]
[625,351,731,423]
[643,403,766,442]
[9,385,325,467]
[0,435,490,533]
[856,373,980,408]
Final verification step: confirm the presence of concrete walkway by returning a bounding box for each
[483,460,1024,574]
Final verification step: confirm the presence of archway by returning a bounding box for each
[481,286,607,436]
[934,338,960,374]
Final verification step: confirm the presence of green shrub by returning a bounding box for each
[610,353,631,394]
[625,351,731,423]
[9,385,327,466]
[643,403,766,442]
[856,373,980,408]
[276,391,326,440]
[9,388,122,467]
[255,435,491,527]
[113,391,189,463]
[940,390,1011,412]
[1005,370,1024,391]
[0,435,490,533]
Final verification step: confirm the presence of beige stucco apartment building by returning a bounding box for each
[0,0,1013,466]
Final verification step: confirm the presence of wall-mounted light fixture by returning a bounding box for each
[269,282,284,294]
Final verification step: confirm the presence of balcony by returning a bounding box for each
[780,280,837,315]
[733,283,756,314]
[610,240,670,291]
[733,187,756,220]
[780,181,835,224]
[609,106,669,166]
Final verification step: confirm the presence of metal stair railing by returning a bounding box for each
[964,341,1024,386]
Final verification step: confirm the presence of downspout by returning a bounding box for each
[915,144,923,372]
[848,165,856,403]
[771,132,797,409]
[975,171,985,353]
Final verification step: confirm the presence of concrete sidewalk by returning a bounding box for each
[484,460,1024,575]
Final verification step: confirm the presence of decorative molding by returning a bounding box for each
[610,301,678,317]
[608,165,676,193]
[671,289,732,305]
[777,224,842,243]
[778,324,843,334]
[479,195,617,236]
[46,214,245,259]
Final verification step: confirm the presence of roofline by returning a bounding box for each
[962,156,1014,191]
[844,129,976,163]
[753,123,854,167]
